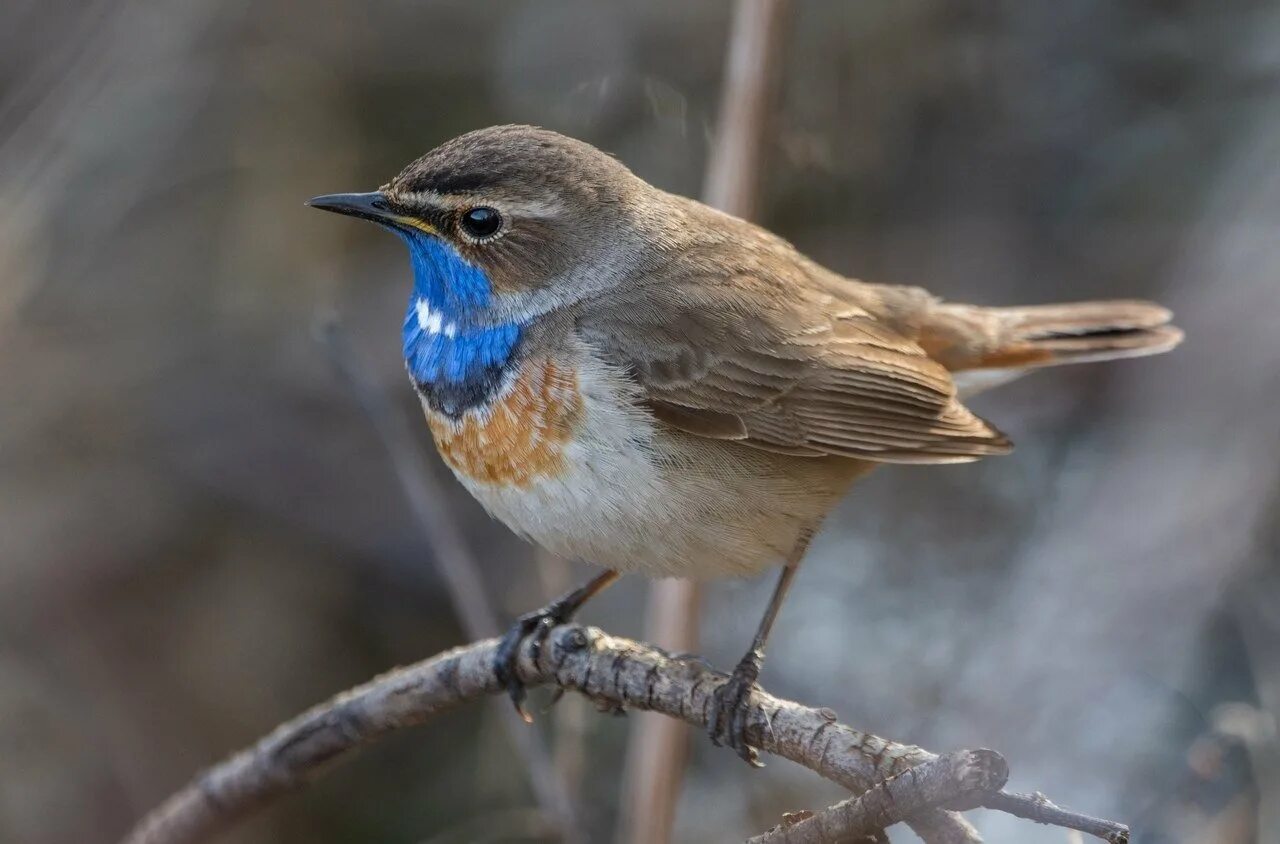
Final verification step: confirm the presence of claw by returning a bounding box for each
[494,612,547,723]
[491,570,620,724]
[493,603,572,723]
[527,615,557,666]
[707,649,766,767]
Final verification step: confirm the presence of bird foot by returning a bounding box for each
[493,599,575,723]
[707,649,770,767]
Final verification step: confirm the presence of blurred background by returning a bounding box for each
[3,1,1279,842]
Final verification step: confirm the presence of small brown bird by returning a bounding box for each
[309,125,1182,763]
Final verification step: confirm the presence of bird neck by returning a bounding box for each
[399,231,523,416]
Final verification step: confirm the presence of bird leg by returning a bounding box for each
[495,568,619,722]
[708,534,812,766]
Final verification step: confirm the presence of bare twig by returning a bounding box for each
[623,6,977,841]
[983,792,1130,844]
[121,625,1129,844]
[534,549,591,817]
[619,578,702,844]
[625,2,980,839]
[701,0,792,216]
[747,749,1009,844]
[623,1,792,839]
[315,319,581,839]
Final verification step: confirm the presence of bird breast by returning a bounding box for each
[421,347,858,579]
[425,357,584,487]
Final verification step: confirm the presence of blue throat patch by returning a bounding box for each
[397,230,522,412]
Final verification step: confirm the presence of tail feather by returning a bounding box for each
[977,300,1183,368]
[918,298,1183,396]
[995,299,1172,337]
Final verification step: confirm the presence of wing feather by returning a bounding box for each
[578,270,1010,464]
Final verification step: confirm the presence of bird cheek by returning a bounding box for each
[481,222,570,293]
[473,257,526,295]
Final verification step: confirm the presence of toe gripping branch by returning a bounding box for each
[493,569,619,722]
[708,648,769,767]
[494,605,566,722]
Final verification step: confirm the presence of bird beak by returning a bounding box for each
[306,191,439,236]
[305,191,400,226]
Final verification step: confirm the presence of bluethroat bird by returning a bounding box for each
[309,125,1182,763]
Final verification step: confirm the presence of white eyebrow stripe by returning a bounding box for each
[392,190,565,220]
[491,198,566,218]
[398,189,449,205]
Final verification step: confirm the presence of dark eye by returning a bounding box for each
[459,206,501,239]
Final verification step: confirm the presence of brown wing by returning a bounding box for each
[578,272,1011,464]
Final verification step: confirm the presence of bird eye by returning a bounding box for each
[459,206,501,239]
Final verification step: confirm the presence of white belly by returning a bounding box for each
[430,348,857,578]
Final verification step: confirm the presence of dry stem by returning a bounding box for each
[122,625,1129,844]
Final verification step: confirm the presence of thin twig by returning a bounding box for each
[623,1,792,840]
[746,749,1009,844]
[534,549,591,819]
[701,0,792,215]
[619,579,702,844]
[627,1,981,839]
[120,624,1129,844]
[315,318,581,839]
[984,792,1130,844]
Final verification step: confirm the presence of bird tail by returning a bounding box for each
[919,299,1183,395]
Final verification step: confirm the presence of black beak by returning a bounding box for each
[305,191,399,225]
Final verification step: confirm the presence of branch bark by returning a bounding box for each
[747,749,1008,844]
[121,625,1129,844]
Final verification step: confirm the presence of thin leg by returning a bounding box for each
[708,532,813,766]
[495,568,620,722]
[746,561,801,657]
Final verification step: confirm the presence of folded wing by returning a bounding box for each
[579,275,1011,464]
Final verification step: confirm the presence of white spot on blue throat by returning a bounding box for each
[414,298,453,336]
[397,229,522,387]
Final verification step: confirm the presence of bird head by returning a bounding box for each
[308,125,650,327]
[308,125,658,406]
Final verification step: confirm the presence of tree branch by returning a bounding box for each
[747,749,1008,844]
[120,625,1130,844]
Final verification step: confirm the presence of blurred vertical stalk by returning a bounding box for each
[317,322,583,843]
[617,2,792,843]
[699,0,791,217]
[535,548,590,822]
